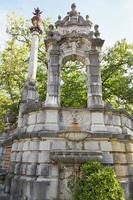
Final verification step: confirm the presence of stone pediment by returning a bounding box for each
[55,3,92,28]
[55,3,93,37]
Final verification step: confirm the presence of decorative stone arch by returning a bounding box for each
[44,4,104,108]
[60,52,89,106]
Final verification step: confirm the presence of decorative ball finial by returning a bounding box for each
[69,3,78,17]
[58,15,61,21]
[71,3,76,11]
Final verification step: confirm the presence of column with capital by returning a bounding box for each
[18,8,42,128]
[44,49,61,107]
[87,31,104,108]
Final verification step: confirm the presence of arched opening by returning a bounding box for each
[61,57,87,108]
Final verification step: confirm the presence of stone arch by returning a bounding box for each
[59,52,90,107]
[60,51,90,66]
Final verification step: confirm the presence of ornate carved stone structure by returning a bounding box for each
[45,3,104,108]
[0,4,133,200]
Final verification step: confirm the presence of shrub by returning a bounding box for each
[69,161,125,200]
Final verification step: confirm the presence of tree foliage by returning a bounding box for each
[61,61,87,108]
[102,40,133,113]
[69,161,125,200]
[0,13,132,132]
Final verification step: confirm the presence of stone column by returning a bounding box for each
[21,30,40,103]
[87,40,104,108]
[27,31,39,82]
[45,50,60,107]
[18,9,42,128]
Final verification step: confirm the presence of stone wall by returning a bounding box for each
[6,134,133,199]
[0,107,132,199]
[19,107,132,135]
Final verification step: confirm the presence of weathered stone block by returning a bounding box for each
[76,142,83,150]
[90,75,99,82]
[16,152,22,162]
[39,140,51,151]
[102,152,113,164]
[20,164,27,175]
[128,165,133,176]
[127,127,133,136]
[46,178,58,199]
[29,140,39,151]
[23,140,30,151]
[33,124,44,132]
[28,113,37,125]
[37,111,45,123]
[115,165,128,177]
[100,141,112,151]
[30,179,49,200]
[12,142,18,152]
[111,141,125,152]
[26,164,37,176]
[104,113,113,125]
[113,153,127,164]
[38,151,50,163]
[61,111,72,125]
[36,164,50,177]
[22,151,30,162]
[11,152,17,162]
[112,115,121,126]
[113,126,122,134]
[51,165,58,177]
[52,140,66,150]
[17,142,23,151]
[126,153,133,164]
[45,110,58,123]
[106,125,122,134]
[26,125,35,133]
[45,110,59,131]
[91,112,104,124]
[28,151,38,163]
[91,112,106,131]
[0,147,3,154]
[66,141,75,150]
[84,141,100,151]
[14,163,21,174]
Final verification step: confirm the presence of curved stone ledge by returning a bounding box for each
[1,131,133,146]
[22,106,133,120]
[50,150,102,163]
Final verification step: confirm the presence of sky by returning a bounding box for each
[0,0,133,50]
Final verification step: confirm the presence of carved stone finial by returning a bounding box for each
[94,24,100,38]
[86,15,89,21]
[47,24,54,37]
[33,7,43,16]
[58,15,61,21]
[71,3,76,11]
[30,7,43,34]
[69,3,78,17]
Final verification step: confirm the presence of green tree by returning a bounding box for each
[61,61,87,108]
[69,161,125,200]
[102,39,133,113]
